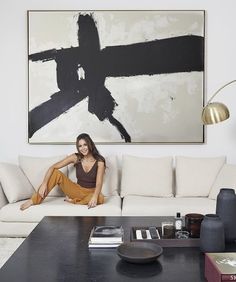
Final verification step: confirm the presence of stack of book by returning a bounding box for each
[88,225,124,248]
[205,252,236,282]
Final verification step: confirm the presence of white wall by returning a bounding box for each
[1,0,236,164]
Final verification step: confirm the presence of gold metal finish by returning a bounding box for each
[202,102,230,124]
[202,80,236,125]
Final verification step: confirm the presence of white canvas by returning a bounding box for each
[28,10,205,143]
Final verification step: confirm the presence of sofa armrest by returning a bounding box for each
[0,182,8,209]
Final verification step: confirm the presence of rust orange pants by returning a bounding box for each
[31,169,104,205]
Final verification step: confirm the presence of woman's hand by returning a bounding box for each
[38,183,47,198]
[88,194,98,209]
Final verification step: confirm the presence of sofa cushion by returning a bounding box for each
[209,164,236,200]
[19,155,67,197]
[0,222,38,237]
[120,155,173,198]
[0,163,35,203]
[0,196,122,222]
[175,156,226,197]
[121,195,216,216]
[68,155,119,196]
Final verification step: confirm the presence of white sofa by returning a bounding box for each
[1,154,236,237]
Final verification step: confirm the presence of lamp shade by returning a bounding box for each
[202,102,230,124]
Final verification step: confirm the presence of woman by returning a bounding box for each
[20,133,105,210]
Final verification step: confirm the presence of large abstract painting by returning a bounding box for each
[28,10,205,144]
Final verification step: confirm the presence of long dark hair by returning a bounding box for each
[76,133,106,166]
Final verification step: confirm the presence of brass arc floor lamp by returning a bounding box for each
[202,80,236,125]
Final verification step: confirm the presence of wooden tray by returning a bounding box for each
[130,226,200,248]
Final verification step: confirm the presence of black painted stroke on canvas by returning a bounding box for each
[28,13,204,142]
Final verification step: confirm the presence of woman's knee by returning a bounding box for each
[52,168,61,176]
[47,169,65,189]
[51,168,64,180]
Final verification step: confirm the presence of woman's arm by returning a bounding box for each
[38,154,77,198]
[87,161,105,208]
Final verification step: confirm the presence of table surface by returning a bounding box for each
[0,216,235,282]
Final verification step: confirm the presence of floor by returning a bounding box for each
[0,238,25,269]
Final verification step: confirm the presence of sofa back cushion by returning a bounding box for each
[19,155,67,197]
[0,162,35,203]
[120,155,173,198]
[175,156,226,197]
[209,164,236,200]
[68,155,119,196]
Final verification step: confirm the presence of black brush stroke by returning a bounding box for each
[101,35,204,76]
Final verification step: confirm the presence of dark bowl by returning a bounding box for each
[117,242,163,264]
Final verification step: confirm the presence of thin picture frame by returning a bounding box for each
[28,10,205,144]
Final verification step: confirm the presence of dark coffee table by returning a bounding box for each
[0,216,235,282]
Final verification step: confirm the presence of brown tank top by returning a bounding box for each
[75,160,98,188]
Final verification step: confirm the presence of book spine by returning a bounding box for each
[221,274,236,281]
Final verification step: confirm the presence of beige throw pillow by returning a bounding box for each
[0,162,35,203]
[120,155,173,198]
[175,156,226,197]
[209,164,236,200]
[19,155,67,197]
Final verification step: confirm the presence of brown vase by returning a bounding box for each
[185,213,204,238]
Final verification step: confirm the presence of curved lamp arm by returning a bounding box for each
[202,80,236,124]
[207,79,236,104]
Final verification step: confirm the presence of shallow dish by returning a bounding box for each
[117,242,163,264]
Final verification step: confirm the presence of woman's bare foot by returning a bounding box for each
[20,199,33,211]
[64,196,73,203]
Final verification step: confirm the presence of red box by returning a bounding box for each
[205,253,236,282]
